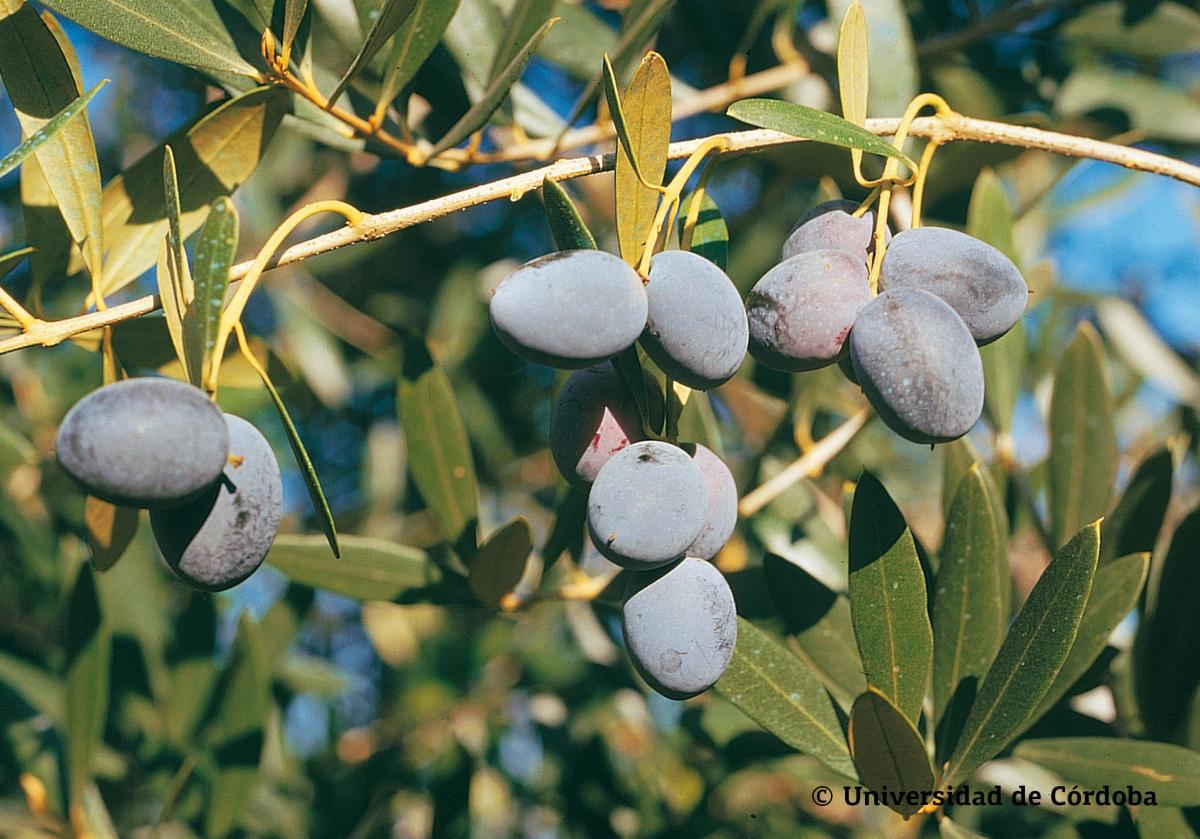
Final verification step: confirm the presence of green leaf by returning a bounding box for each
[542,177,597,250]
[848,471,932,725]
[715,617,856,779]
[848,688,936,817]
[95,87,287,297]
[397,337,478,553]
[979,320,1025,434]
[826,0,917,119]
[329,0,418,105]
[1014,738,1200,807]
[1136,506,1200,742]
[203,613,269,839]
[966,168,1017,262]
[469,518,533,609]
[1048,323,1117,548]
[157,147,192,379]
[944,521,1100,785]
[932,464,1008,724]
[727,98,916,166]
[252,358,339,557]
[376,0,461,116]
[282,0,309,56]
[1102,448,1172,565]
[1063,2,1200,59]
[430,17,557,158]
[1030,552,1149,725]
[267,533,436,600]
[0,79,104,180]
[837,0,868,176]
[679,190,729,271]
[612,51,670,264]
[183,197,238,388]
[763,553,866,709]
[0,3,105,288]
[0,247,33,281]
[40,0,259,75]
[64,563,110,806]
[488,0,555,83]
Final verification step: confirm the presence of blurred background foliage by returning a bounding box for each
[1,0,1200,836]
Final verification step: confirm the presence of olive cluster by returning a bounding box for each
[55,378,282,591]
[490,249,742,698]
[747,201,1028,443]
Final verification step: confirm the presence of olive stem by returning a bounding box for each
[909,138,942,228]
[0,288,37,330]
[866,93,954,292]
[636,135,730,276]
[206,200,365,394]
[738,407,872,517]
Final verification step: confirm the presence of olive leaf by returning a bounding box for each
[1014,738,1200,807]
[252,357,340,558]
[328,0,418,105]
[0,1,105,289]
[837,0,869,178]
[931,464,1008,725]
[848,688,936,817]
[716,617,857,779]
[267,534,436,600]
[542,177,597,250]
[943,522,1100,785]
[469,518,533,609]
[427,16,558,157]
[39,0,260,76]
[487,0,556,84]
[397,337,478,555]
[727,98,916,166]
[282,0,308,57]
[1028,552,1149,727]
[375,0,461,119]
[93,87,287,297]
[183,197,238,388]
[1136,506,1200,742]
[847,471,932,726]
[1100,447,1172,564]
[611,51,670,265]
[764,554,866,709]
[827,0,918,119]
[0,79,105,181]
[1048,323,1117,547]
[156,147,193,381]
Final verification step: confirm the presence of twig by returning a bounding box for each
[4,113,1200,354]
[739,408,872,518]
